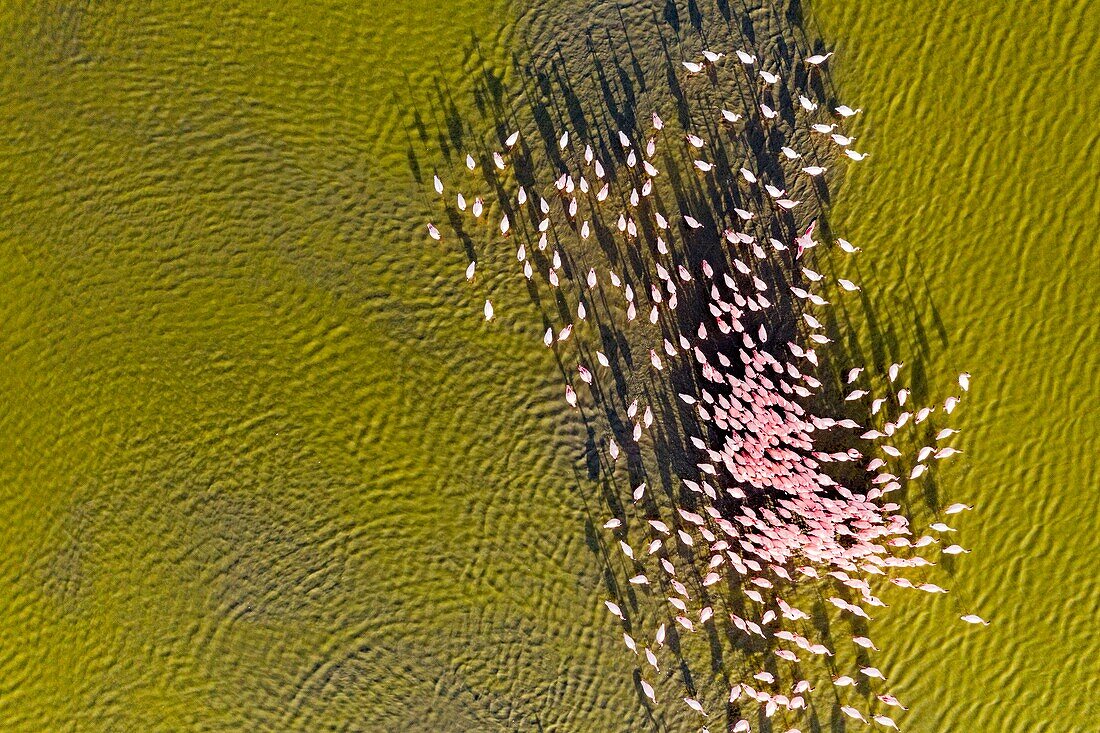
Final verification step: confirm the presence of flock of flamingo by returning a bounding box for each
[425,30,981,732]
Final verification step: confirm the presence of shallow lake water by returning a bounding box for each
[0,1,1095,731]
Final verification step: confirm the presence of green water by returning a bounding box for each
[810,2,1099,730]
[0,1,1095,731]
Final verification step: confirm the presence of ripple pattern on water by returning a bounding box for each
[0,0,1095,731]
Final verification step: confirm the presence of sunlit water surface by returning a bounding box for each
[0,0,1095,731]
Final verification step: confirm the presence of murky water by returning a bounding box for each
[0,1,1094,731]
[809,2,1099,730]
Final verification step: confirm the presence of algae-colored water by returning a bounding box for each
[807,2,1099,730]
[0,1,1095,731]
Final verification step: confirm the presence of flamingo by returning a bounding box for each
[853,636,879,650]
[684,697,707,716]
[873,714,899,730]
[640,679,657,703]
[877,695,908,710]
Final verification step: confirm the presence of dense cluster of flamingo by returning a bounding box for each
[426,35,981,732]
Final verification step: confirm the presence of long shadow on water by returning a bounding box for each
[411,0,954,728]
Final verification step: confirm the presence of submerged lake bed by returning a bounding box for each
[0,1,1096,731]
